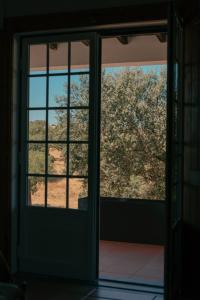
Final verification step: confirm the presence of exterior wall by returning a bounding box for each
[99,198,165,245]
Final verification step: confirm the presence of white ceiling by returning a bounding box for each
[102,35,167,66]
[30,34,167,72]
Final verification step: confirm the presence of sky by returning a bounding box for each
[103,65,165,75]
[29,64,167,124]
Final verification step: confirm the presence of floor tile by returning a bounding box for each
[91,287,156,300]
[16,276,163,300]
[99,240,164,285]
[25,279,94,300]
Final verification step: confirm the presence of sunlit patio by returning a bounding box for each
[99,240,164,286]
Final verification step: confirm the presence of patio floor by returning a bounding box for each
[99,240,164,286]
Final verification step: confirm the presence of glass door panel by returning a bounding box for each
[19,33,99,280]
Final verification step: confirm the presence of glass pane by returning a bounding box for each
[48,110,67,141]
[48,144,67,175]
[29,110,46,141]
[69,178,88,210]
[48,109,67,141]
[29,44,47,75]
[47,177,66,208]
[28,143,45,174]
[70,109,88,141]
[49,76,68,107]
[70,74,89,106]
[69,144,88,176]
[29,77,46,107]
[49,42,68,74]
[71,41,89,73]
[28,176,45,207]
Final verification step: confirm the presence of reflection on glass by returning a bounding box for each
[49,76,68,107]
[70,109,88,141]
[49,42,68,73]
[47,177,66,208]
[69,178,88,210]
[48,144,67,175]
[28,176,45,206]
[29,110,46,141]
[29,77,46,107]
[69,144,88,176]
[29,44,47,74]
[70,75,89,106]
[28,143,45,174]
[48,110,67,141]
[71,41,89,72]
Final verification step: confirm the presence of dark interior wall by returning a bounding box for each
[3,0,167,18]
[182,19,200,296]
[0,32,12,262]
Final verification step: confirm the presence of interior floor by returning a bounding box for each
[99,241,164,286]
[17,277,163,300]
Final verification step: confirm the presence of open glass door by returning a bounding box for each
[19,33,100,280]
[166,4,184,299]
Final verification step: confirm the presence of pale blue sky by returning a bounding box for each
[29,64,167,124]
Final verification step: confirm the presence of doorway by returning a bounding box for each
[99,32,167,286]
[15,26,169,288]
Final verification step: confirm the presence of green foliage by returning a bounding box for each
[100,68,167,199]
[28,66,167,200]
[29,120,45,141]
[28,121,54,193]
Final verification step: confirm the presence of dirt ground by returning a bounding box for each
[30,148,85,209]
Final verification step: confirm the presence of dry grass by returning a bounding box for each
[30,148,84,209]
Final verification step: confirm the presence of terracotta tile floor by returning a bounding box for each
[99,240,164,286]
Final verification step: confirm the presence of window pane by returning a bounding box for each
[28,143,45,174]
[29,77,46,108]
[70,109,88,141]
[48,110,67,141]
[49,76,68,107]
[49,42,68,74]
[69,178,88,210]
[47,177,66,208]
[29,44,47,75]
[70,74,89,106]
[29,110,46,141]
[48,144,67,175]
[28,176,45,207]
[69,144,88,176]
[71,41,89,73]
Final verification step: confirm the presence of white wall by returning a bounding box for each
[4,0,168,18]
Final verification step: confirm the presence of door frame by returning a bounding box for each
[11,22,170,288]
[165,4,184,299]
[1,0,168,270]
